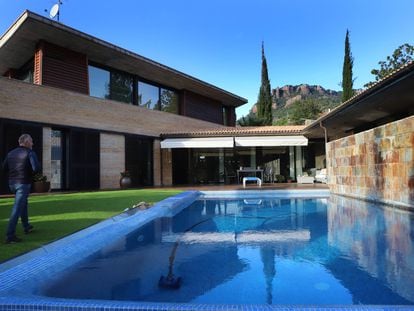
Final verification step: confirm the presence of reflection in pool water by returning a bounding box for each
[40,195,414,305]
[327,195,414,303]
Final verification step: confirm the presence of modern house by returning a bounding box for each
[0,10,246,192]
[1,10,413,209]
[0,10,324,194]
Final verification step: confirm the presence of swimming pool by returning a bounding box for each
[1,189,413,310]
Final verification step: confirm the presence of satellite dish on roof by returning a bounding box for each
[49,4,60,19]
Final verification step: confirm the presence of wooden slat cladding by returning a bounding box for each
[183,90,223,125]
[228,107,236,126]
[38,41,88,94]
[34,45,43,84]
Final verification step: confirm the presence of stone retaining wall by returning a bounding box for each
[326,115,414,208]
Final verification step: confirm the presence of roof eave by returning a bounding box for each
[0,10,247,107]
[303,61,414,136]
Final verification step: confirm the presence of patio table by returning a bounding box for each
[237,168,263,183]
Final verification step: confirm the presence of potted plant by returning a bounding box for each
[275,174,285,183]
[32,173,51,193]
[120,170,132,189]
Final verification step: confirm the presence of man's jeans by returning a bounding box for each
[6,183,31,239]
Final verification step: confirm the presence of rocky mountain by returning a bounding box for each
[251,84,341,114]
[273,84,339,107]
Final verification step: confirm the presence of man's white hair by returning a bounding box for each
[18,134,32,145]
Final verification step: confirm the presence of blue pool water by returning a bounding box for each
[38,194,414,305]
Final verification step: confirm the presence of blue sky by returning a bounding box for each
[1,0,414,117]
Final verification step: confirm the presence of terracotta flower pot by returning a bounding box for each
[120,176,132,189]
[32,181,51,193]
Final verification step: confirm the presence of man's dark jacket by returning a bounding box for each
[2,147,41,184]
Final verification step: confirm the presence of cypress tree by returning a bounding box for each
[257,42,273,125]
[342,29,354,102]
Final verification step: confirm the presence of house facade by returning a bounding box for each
[1,10,325,194]
[1,11,413,209]
[0,11,248,193]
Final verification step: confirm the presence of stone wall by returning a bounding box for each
[153,140,162,186]
[326,115,414,208]
[162,148,173,186]
[100,133,125,189]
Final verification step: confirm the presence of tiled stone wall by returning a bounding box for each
[162,148,173,186]
[326,115,414,208]
[153,140,161,186]
[100,133,125,189]
[153,140,173,186]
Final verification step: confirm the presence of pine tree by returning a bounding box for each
[342,29,354,102]
[365,43,414,87]
[257,42,273,125]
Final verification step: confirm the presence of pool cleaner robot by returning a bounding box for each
[158,217,213,289]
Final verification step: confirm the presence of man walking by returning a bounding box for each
[2,134,40,244]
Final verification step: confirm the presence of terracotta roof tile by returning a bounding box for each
[161,125,306,138]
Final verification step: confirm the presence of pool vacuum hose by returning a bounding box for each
[158,240,182,289]
[158,218,212,289]
[158,210,272,290]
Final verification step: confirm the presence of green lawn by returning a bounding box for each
[0,189,181,263]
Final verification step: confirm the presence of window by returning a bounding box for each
[15,59,34,83]
[88,63,179,112]
[88,65,110,99]
[69,130,100,190]
[110,71,133,104]
[138,81,159,110]
[17,68,33,83]
[160,88,178,114]
[125,136,153,186]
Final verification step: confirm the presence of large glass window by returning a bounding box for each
[69,130,100,190]
[125,136,153,186]
[160,88,178,114]
[89,65,110,99]
[88,63,179,112]
[15,59,34,83]
[110,71,133,104]
[138,81,159,110]
[189,148,222,184]
[171,145,312,185]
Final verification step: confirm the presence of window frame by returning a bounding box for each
[88,62,179,113]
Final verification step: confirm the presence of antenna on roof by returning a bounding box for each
[45,0,63,22]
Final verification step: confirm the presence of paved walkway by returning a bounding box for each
[0,183,329,198]
[154,182,329,191]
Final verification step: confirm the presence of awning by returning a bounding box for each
[160,137,234,149]
[234,135,308,147]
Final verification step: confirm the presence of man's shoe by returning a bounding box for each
[5,236,22,244]
[24,225,34,234]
